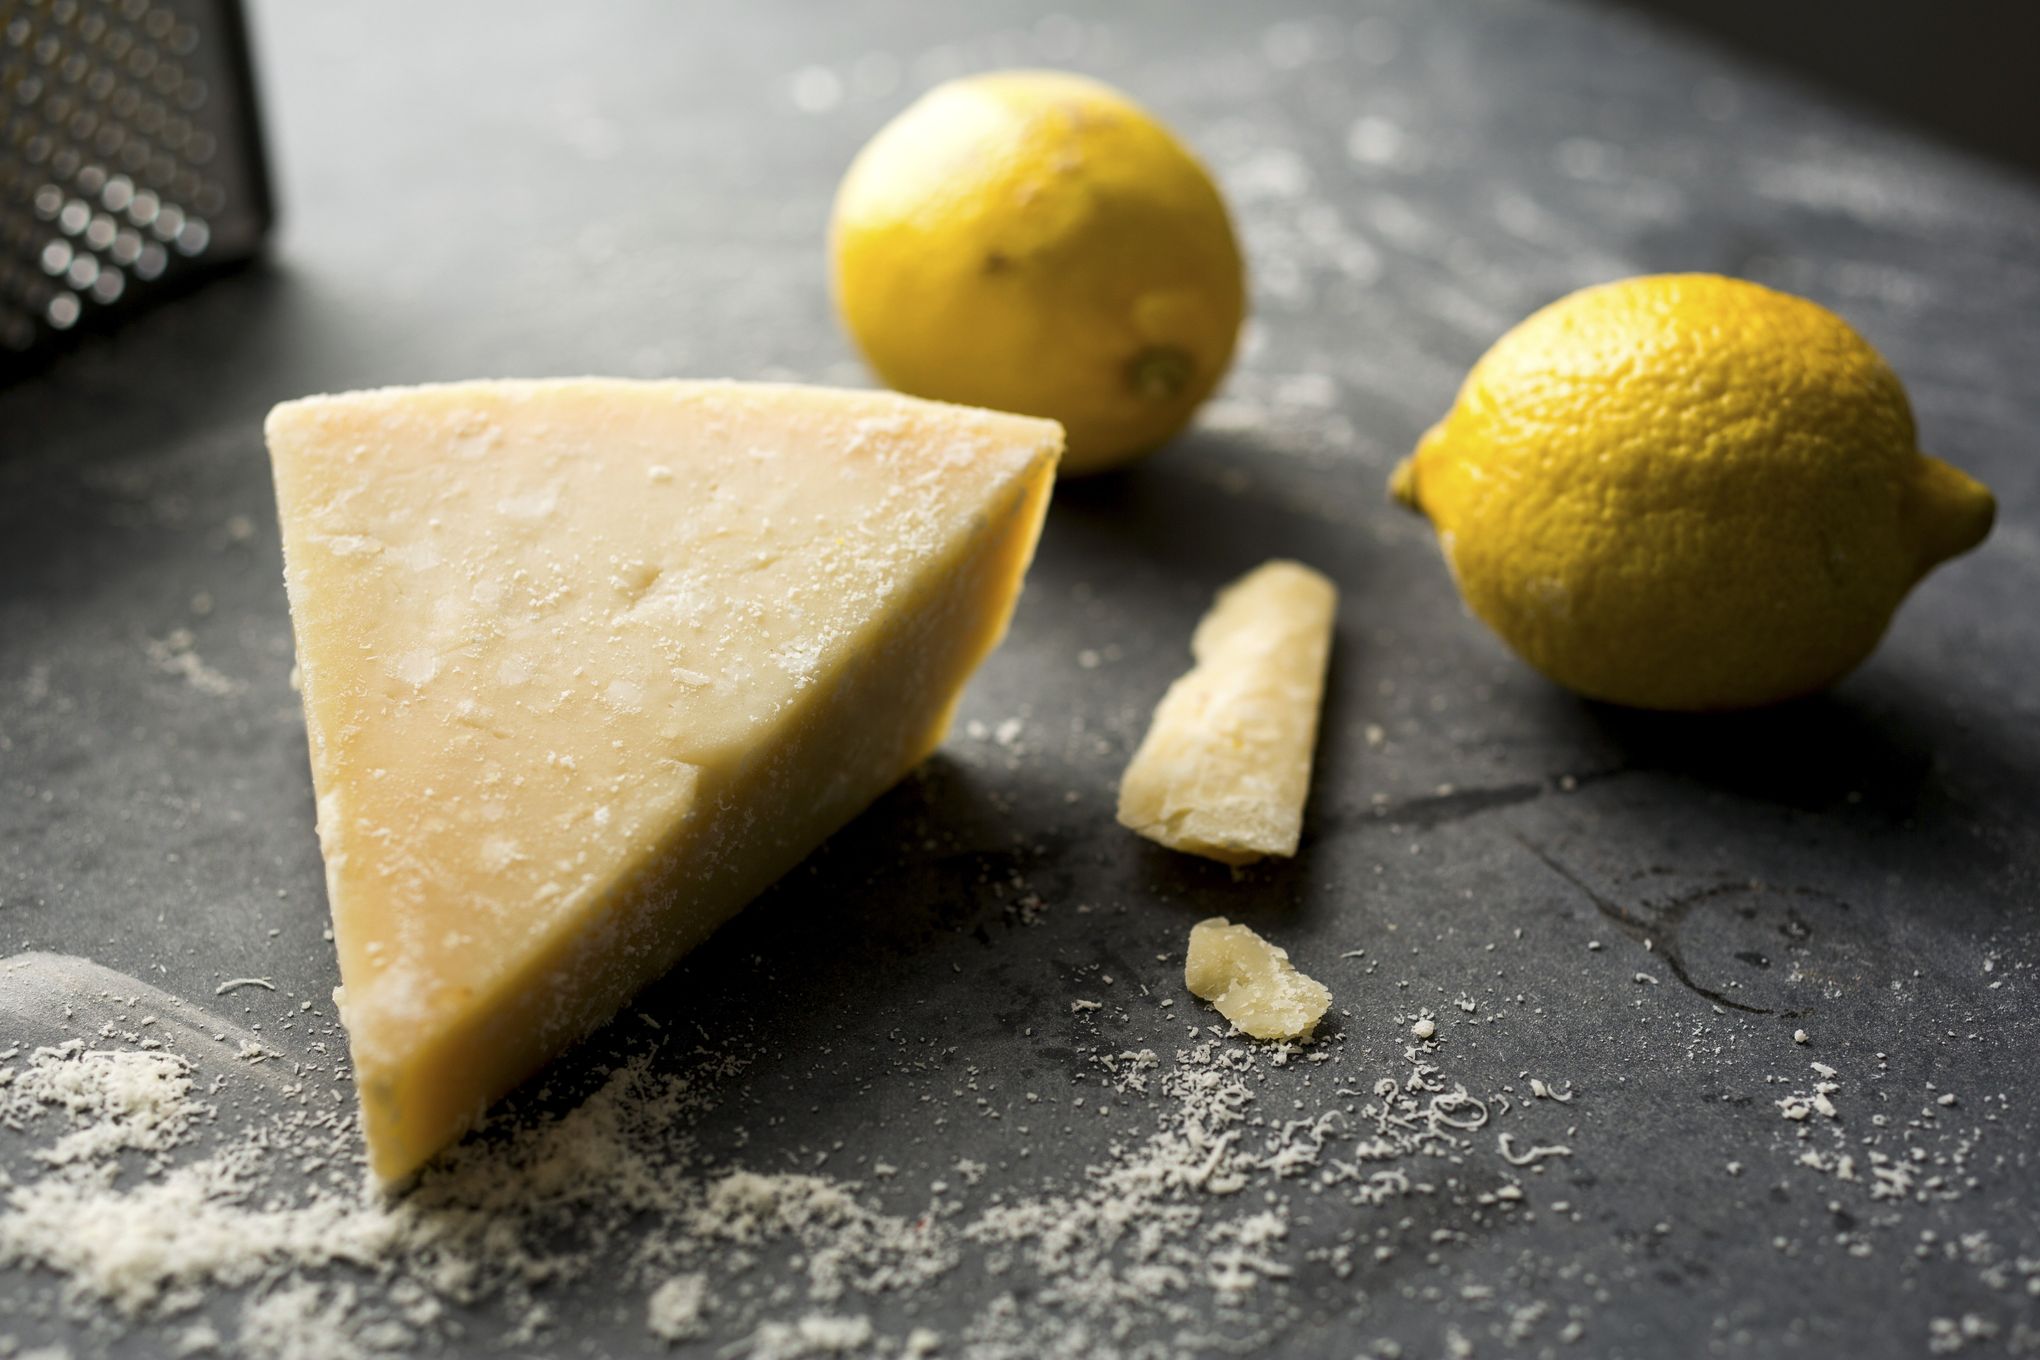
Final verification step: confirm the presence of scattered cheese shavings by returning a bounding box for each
[646,1272,709,1341]
[1497,1133,1573,1167]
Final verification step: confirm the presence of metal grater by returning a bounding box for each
[1,0,271,382]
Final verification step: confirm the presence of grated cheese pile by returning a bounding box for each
[2,935,2028,1358]
[0,1042,201,1167]
[0,1004,1586,1359]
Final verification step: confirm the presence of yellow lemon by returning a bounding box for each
[830,70,1245,475]
[1391,274,1995,711]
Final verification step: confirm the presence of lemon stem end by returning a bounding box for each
[1912,454,1996,574]
[1389,456,1422,513]
[1127,346,1194,403]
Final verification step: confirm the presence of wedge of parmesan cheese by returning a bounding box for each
[266,379,1061,1182]
[1117,560,1336,864]
[1183,917,1331,1040]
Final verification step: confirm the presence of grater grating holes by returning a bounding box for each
[2,0,262,360]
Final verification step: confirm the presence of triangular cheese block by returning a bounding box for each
[265,380,1061,1182]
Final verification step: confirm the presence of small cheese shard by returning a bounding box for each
[265,379,1061,1183]
[1183,917,1331,1040]
[1117,560,1337,864]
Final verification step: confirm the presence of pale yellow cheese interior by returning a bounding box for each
[1183,917,1331,1040]
[1118,560,1337,864]
[265,379,1061,1182]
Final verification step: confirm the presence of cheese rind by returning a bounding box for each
[1183,917,1331,1040]
[1117,560,1337,864]
[265,379,1061,1182]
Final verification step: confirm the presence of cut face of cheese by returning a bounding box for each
[1117,560,1337,864]
[265,379,1061,1183]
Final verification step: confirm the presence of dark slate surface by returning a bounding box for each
[3,1,2037,1357]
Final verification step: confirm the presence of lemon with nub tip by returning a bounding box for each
[830,70,1245,475]
[1391,273,1995,711]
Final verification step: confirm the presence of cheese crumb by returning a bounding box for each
[1183,918,1332,1040]
[646,1272,708,1341]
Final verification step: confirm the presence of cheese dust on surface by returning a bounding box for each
[4,932,2035,1359]
[0,1043,200,1167]
[0,949,1604,1360]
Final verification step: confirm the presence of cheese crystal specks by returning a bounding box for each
[1183,917,1331,1040]
[1117,560,1337,864]
[265,379,1061,1182]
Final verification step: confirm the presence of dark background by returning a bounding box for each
[3,2,2038,1357]
[1627,0,2040,177]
